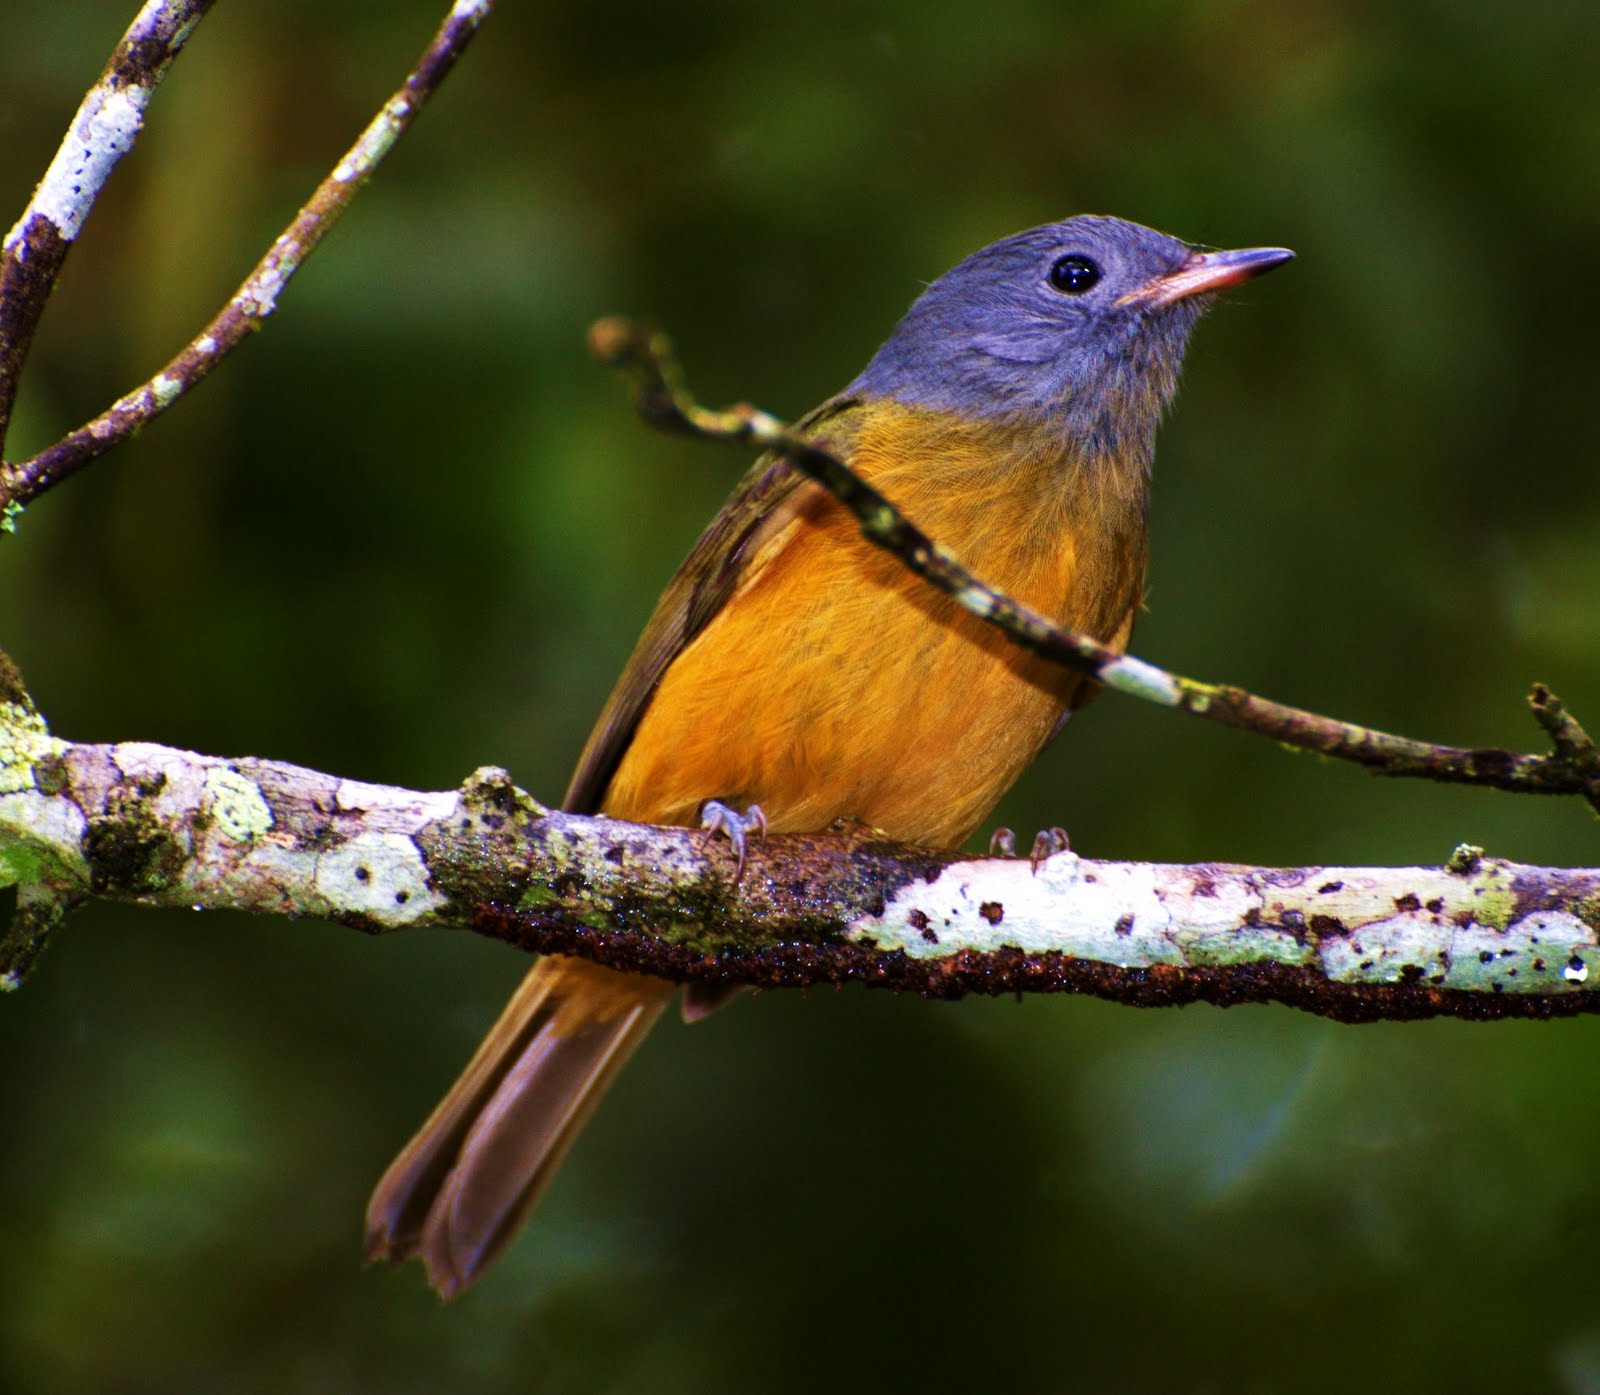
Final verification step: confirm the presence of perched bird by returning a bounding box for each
[365,214,1292,1297]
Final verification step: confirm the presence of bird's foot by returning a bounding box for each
[1030,826,1071,873]
[987,825,1071,870]
[698,800,768,878]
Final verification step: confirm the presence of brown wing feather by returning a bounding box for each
[561,395,862,816]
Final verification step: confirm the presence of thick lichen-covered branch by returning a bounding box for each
[3,687,1599,1022]
[0,0,494,522]
[589,318,1600,815]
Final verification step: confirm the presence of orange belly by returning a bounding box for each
[603,406,1145,847]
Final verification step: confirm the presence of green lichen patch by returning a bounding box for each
[412,768,553,911]
[515,879,558,911]
[457,766,547,829]
[1,839,51,888]
[204,766,273,843]
[1464,860,1519,931]
[0,800,87,891]
[0,697,65,795]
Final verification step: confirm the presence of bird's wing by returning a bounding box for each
[561,395,862,816]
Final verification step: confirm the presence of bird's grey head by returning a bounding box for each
[850,214,1291,460]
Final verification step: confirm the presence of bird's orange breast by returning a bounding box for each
[601,401,1148,848]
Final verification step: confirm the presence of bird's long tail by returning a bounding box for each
[364,957,672,1298]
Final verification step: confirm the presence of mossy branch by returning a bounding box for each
[4,2,1596,1032]
[3,664,1599,1020]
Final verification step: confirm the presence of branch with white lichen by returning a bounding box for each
[4,2,1598,1031]
[4,656,1599,1021]
[0,0,216,466]
[0,0,493,524]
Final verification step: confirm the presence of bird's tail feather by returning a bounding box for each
[364,957,671,1298]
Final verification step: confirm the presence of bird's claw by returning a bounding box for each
[698,800,768,878]
[1029,826,1071,873]
[989,826,1069,869]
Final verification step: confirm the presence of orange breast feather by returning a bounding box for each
[601,402,1146,848]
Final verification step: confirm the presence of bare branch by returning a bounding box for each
[3,663,1599,1020]
[588,318,1600,812]
[1529,683,1600,814]
[0,0,216,465]
[0,0,494,522]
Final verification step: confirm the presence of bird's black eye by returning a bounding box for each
[1049,254,1102,295]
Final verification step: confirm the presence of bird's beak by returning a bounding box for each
[1118,245,1295,308]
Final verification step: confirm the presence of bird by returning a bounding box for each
[364,214,1292,1297]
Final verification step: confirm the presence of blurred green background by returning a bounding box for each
[4,1,1600,1390]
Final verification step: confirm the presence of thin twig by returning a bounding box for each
[0,0,216,466]
[0,0,495,523]
[1529,683,1600,814]
[588,317,1599,807]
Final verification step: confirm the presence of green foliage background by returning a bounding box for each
[4,2,1600,1390]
